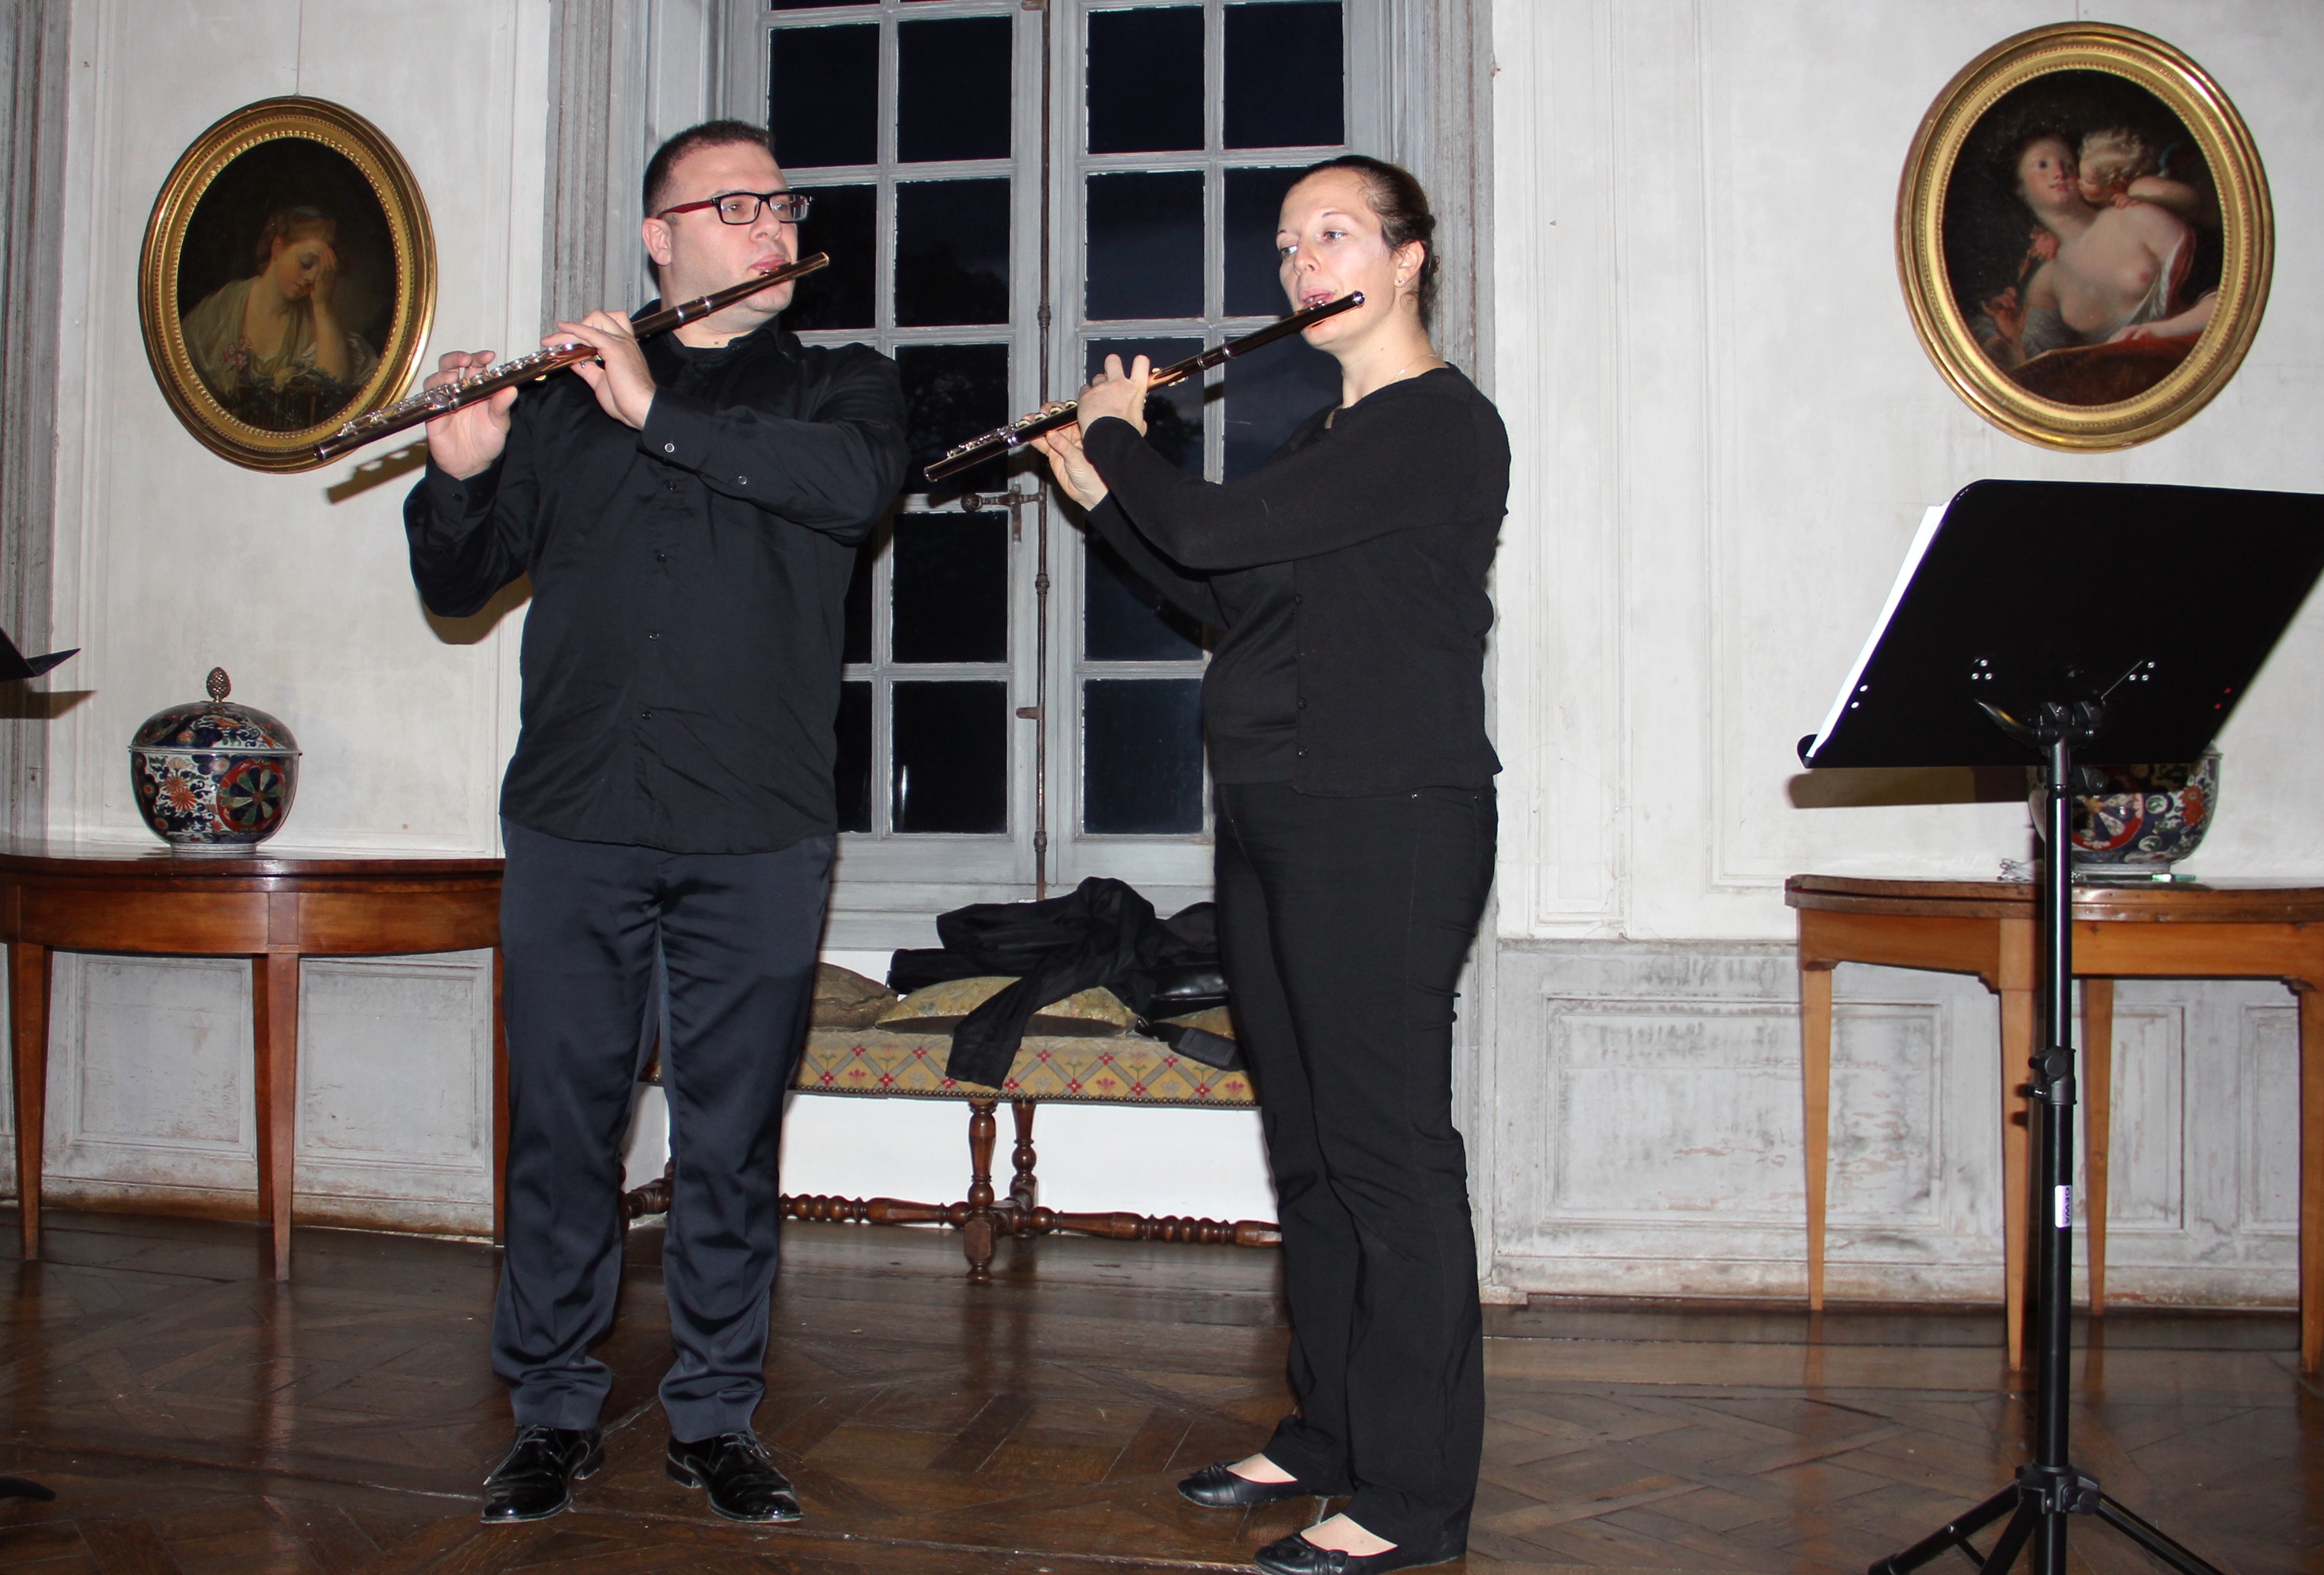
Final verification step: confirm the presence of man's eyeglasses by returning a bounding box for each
[656,190,813,226]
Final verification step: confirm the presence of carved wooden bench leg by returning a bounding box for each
[1009,1099,1038,1220]
[962,1098,999,1284]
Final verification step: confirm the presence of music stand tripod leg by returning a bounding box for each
[1871,708,2226,1575]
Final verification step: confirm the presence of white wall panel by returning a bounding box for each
[1492,0,2324,947]
[45,0,547,859]
[1488,947,2297,1307]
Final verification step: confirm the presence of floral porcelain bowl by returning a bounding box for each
[129,667,300,850]
[2031,753,2219,874]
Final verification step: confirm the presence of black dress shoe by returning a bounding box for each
[1253,1530,1465,1574]
[1177,1460,1322,1509]
[480,1425,604,1524]
[666,1431,803,1524]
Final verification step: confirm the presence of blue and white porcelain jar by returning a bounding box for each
[129,667,301,849]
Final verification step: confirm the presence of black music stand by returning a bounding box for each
[1799,478,2324,1575]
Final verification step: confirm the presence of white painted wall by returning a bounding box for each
[1477,0,2321,1306]
[1491,0,2324,945]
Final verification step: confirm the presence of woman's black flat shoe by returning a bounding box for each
[1253,1531,1465,1574]
[1176,1461,1318,1509]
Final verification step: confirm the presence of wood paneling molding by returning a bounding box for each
[0,0,71,839]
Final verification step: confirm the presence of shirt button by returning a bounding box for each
[662,442,677,454]
[1295,697,1307,710]
[656,551,669,563]
[1295,748,1308,757]
[641,710,654,721]
[646,631,661,640]
[735,475,748,486]
[1293,594,1303,605]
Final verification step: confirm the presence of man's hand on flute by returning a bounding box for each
[555,309,658,431]
[422,350,518,480]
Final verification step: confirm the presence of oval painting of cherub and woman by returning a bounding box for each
[1901,25,2270,449]
[1944,69,2224,408]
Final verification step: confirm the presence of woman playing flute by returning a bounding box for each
[1032,155,1508,1575]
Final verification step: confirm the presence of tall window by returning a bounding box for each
[743,0,1353,931]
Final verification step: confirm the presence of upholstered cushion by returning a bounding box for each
[874,977,1141,1038]
[794,1027,1255,1107]
[811,964,899,1029]
[1153,1004,1234,1038]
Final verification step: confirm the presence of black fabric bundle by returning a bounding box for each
[889,877,1234,1084]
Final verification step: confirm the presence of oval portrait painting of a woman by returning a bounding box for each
[176,140,392,432]
[142,98,434,471]
[1897,25,2270,450]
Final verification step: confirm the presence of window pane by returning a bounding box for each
[1224,3,1344,150]
[894,681,1009,833]
[787,183,875,331]
[1083,679,1204,834]
[899,17,1013,162]
[1225,166,1304,317]
[836,681,873,833]
[843,533,878,665]
[1086,172,1202,321]
[1223,331,1339,479]
[1085,336,1202,474]
[897,179,1010,327]
[1086,7,1202,154]
[893,511,1008,663]
[1086,537,1205,662]
[770,25,878,169]
[898,342,1009,493]
[769,1,859,8]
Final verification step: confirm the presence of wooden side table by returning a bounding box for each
[1787,875,2324,1372]
[2,843,504,1280]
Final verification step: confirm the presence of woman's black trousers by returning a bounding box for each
[1214,780,1496,1551]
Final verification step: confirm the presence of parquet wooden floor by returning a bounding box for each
[1,1208,2313,1573]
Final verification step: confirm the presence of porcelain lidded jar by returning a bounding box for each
[130,667,300,850]
[2030,753,2220,876]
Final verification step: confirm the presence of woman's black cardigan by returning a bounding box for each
[1080,366,1509,796]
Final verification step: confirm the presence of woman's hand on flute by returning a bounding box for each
[1028,407,1109,510]
[1075,354,1151,436]
[422,350,517,480]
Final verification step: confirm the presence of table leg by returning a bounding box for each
[2299,981,2322,1376]
[1800,961,1835,1310]
[2082,978,2114,1318]
[252,953,300,1281]
[492,947,509,1248]
[9,942,52,1262]
[2000,985,2034,1372]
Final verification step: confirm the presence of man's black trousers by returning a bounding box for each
[1215,781,1496,1552]
[492,819,833,1441]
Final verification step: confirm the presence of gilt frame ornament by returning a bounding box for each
[1896,23,2271,450]
[139,97,435,472]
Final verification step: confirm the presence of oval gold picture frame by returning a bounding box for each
[139,97,436,473]
[1896,23,2271,450]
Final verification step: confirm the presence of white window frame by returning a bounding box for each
[716,0,1404,943]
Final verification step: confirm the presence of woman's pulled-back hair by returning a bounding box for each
[252,207,336,275]
[1297,154,1437,315]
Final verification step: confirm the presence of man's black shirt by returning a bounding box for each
[405,316,906,854]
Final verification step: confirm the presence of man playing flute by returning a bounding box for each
[404,120,906,1528]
